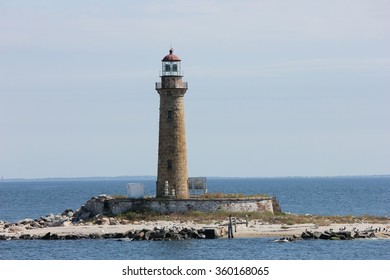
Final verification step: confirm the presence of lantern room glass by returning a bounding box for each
[161,61,182,76]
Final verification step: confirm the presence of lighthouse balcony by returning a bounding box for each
[155,82,188,90]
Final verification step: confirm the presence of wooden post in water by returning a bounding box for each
[228,215,234,238]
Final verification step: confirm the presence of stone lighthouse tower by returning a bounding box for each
[155,49,189,199]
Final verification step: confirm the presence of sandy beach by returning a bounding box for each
[2,219,390,240]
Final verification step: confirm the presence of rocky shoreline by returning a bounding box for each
[1,226,215,241]
[300,227,383,240]
[273,227,389,243]
[0,208,222,241]
[1,206,390,241]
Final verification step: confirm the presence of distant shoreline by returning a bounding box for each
[2,174,390,182]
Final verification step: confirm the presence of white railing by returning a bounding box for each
[159,70,184,77]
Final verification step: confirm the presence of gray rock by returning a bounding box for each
[335,231,352,240]
[137,231,145,240]
[170,233,183,240]
[109,218,119,225]
[47,220,64,227]
[113,233,126,239]
[144,230,152,240]
[319,233,331,240]
[313,232,322,239]
[40,214,55,223]
[198,233,206,239]
[61,209,74,217]
[88,233,102,239]
[150,231,164,240]
[41,232,52,240]
[30,221,41,228]
[78,212,91,221]
[102,233,114,239]
[16,218,34,225]
[93,214,104,220]
[63,234,80,240]
[125,230,135,238]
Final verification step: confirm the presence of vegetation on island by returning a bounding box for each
[99,193,389,226]
[114,210,389,226]
[199,193,270,199]
[111,193,270,200]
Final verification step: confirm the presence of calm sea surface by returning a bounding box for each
[1,177,389,260]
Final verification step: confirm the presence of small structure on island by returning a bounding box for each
[126,183,144,199]
[188,177,207,196]
[155,48,189,199]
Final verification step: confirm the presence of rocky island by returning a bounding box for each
[1,195,389,242]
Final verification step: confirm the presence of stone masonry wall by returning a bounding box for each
[80,196,280,217]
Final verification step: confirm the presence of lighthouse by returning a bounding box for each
[155,49,189,199]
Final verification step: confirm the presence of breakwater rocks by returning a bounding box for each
[1,209,74,231]
[273,227,390,243]
[300,228,379,240]
[0,226,218,241]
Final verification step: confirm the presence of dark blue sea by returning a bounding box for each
[1,177,390,260]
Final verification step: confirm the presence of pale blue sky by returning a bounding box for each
[1,0,389,178]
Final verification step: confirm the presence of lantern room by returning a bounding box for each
[161,48,182,76]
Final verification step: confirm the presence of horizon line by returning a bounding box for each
[1,174,390,181]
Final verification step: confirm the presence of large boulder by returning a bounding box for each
[62,209,74,217]
[19,234,33,240]
[144,230,152,240]
[41,232,52,240]
[319,232,331,240]
[75,211,92,222]
[109,218,119,225]
[301,231,314,239]
[41,214,55,223]
[16,218,35,225]
[334,231,352,240]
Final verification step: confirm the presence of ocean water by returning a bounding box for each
[1,238,389,260]
[1,177,390,260]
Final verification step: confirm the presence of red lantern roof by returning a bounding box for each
[162,48,181,61]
